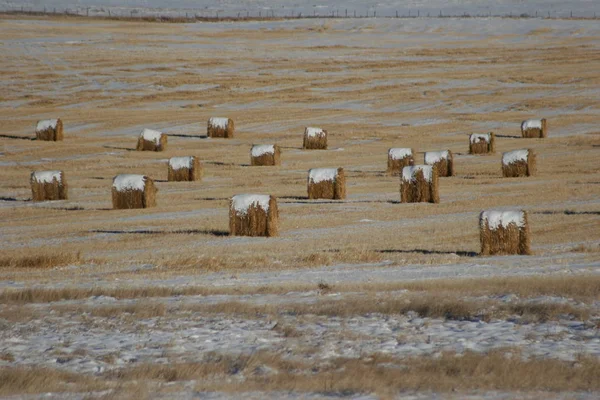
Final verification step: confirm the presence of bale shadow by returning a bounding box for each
[195,197,229,201]
[167,134,208,139]
[377,249,479,257]
[0,196,22,201]
[280,146,303,150]
[103,145,135,152]
[495,134,521,139]
[0,134,36,141]
[534,210,600,216]
[91,229,229,236]
[206,161,250,167]
[280,198,400,204]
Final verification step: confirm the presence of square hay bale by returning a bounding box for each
[307,168,346,200]
[521,118,547,138]
[136,128,167,151]
[168,156,202,181]
[469,133,495,154]
[229,194,278,237]
[400,165,439,203]
[251,144,281,166]
[112,174,157,209]
[303,127,328,150]
[502,149,536,177]
[387,148,415,176]
[207,117,234,138]
[480,210,531,255]
[424,150,454,177]
[35,119,63,141]
[30,170,67,201]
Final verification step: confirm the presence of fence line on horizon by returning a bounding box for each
[1,6,598,21]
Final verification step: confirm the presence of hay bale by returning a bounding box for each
[469,133,495,154]
[35,119,63,141]
[111,174,157,209]
[424,150,454,177]
[168,156,202,181]
[303,127,328,150]
[502,149,536,177]
[30,170,67,201]
[251,144,281,166]
[229,194,278,237]
[136,128,167,151]
[480,210,531,255]
[521,118,547,138]
[387,148,414,176]
[307,168,346,200]
[207,117,234,138]
[399,165,439,203]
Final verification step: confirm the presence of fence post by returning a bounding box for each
[354,10,356,17]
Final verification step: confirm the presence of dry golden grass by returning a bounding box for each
[2,275,598,305]
[0,250,82,269]
[3,349,598,396]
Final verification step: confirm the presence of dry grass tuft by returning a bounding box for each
[0,367,102,396]
[0,251,82,269]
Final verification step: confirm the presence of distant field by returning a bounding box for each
[0,15,599,399]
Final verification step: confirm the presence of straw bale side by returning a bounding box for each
[30,173,68,201]
[36,119,63,141]
[307,168,346,200]
[303,130,328,150]
[251,145,281,166]
[469,133,495,154]
[521,118,547,138]
[136,134,167,151]
[480,212,531,255]
[399,168,439,204]
[168,158,203,181]
[207,118,235,138]
[502,150,536,178]
[387,151,415,176]
[229,196,278,237]
[112,178,157,209]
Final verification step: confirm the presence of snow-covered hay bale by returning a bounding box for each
[303,127,328,150]
[400,165,439,204]
[229,194,278,237]
[168,156,202,182]
[424,150,454,177]
[30,170,67,201]
[307,168,346,200]
[521,118,547,138]
[251,144,281,166]
[502,149,535,178]
[469,133,495,154]
[112,174,157,209]
[480,210,531,255]
[35,119,63,141]
[207,117,234,138]
[387,148,414,176]
[136,128,167,152]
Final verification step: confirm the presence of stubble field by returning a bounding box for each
[1,15,599,399]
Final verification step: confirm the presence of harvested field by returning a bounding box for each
[0,14,599,400]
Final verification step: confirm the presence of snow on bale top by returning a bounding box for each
[425,150,449,165]
[470,133,491,144]
[305,127,326,137]
[113,174,146,191]
[308,168,338,183]
[522,119,542,130]
[402,165,433,182]
[36,119,58,132]
[481,210,525,229]
[251,144,275,157]
[502,149,529,165]
[140,128,163,144]
[388,148,412,160]
[169,156,194,170]
[32,170,62,183]
[231,194,270,215]
[209,117,229,129]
